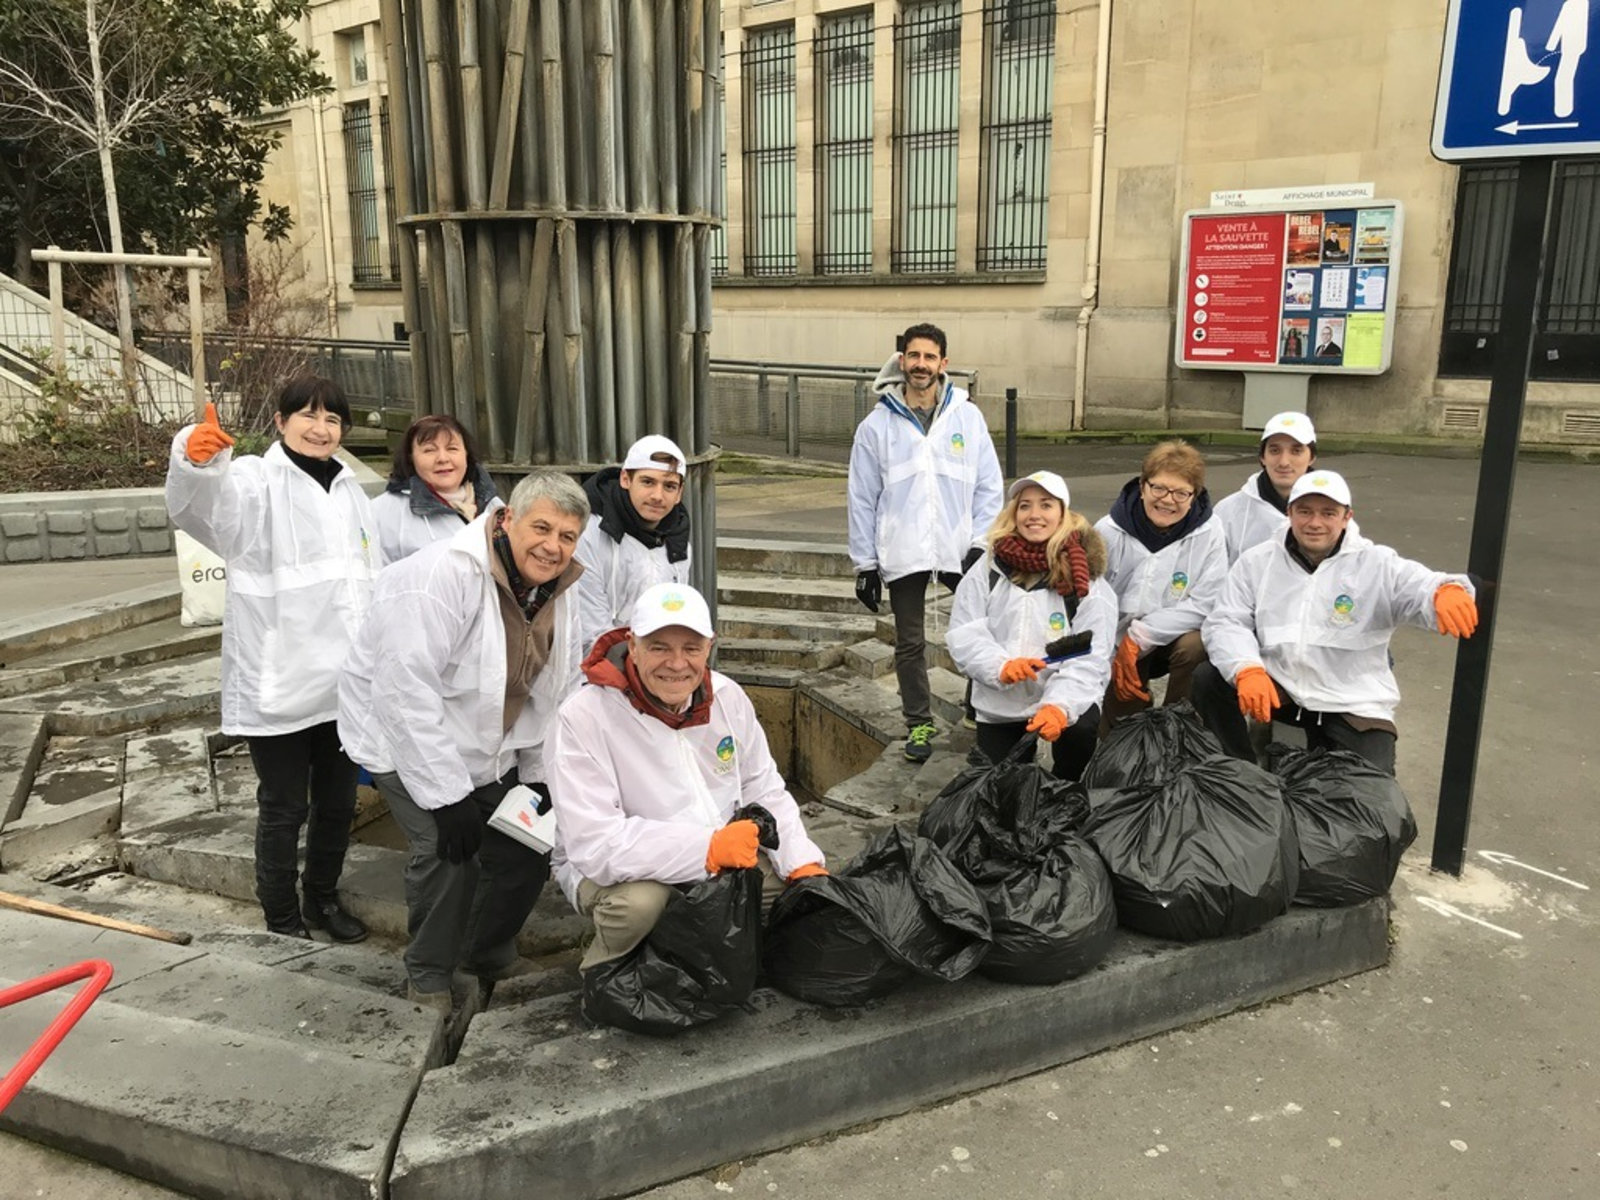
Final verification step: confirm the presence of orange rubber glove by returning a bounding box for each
[1025,704,1070,742]
[786,862,828,883]
[999,657,1047,685]
[1112,635,1151,702]
[185,402,235,465]
[1235,666,1281,724]
[1434,583,1478,639]
[705,820,760,873]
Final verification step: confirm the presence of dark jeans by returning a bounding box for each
[1190,662,1397,775]
[247,722,358,924]
[1100,629,1208,732]
[377,770,551,994]
[976,707,1102,783]
[888,570,933,727]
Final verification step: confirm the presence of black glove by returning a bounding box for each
[855,569,882,613]
[961,546,983,574]
[433,797,484,864]
[526,781,552,816]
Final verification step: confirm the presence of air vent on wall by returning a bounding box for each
[1561,411,1600,438]
[1441,405,1482,432]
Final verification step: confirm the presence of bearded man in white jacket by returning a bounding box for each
[847,323,1003,764]
[338,470,588,1010]
[548,583,827,973]
[1194,471,1479,774]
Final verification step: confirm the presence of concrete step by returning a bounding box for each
[714,637,844,671]
[0,654,220,736]
[0,733,127,870]
[388,899,1391,1200]
[0,712,48,826]
[0,907,442,1200]
[0,580,179,666]
[716,604,878,644]
[716,571,863,616]
[841,637,894,678]
[715,537,854,579]
[871,610,959,675]
[0,617,220,700]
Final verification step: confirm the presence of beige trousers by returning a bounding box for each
[576,860,786,971]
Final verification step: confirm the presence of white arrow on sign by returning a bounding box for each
[1415,896,1524,940]
[1495,120,1581,135]
[1477,850,1591,890]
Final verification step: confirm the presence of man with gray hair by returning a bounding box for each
[339,470,589,1009]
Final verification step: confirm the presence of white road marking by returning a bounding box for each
[1477,850,1590,890]
[1415,896,1524,940]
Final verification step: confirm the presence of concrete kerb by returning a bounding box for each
[0,580,179,665]
[0,711,47,827]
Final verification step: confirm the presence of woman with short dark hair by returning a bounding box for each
[165,376,375,942]
[372,414,501,565]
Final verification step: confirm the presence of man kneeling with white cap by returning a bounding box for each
[548,582,827,972]
[1193,471,1479,774]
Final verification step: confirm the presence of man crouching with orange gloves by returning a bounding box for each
[547,583,827,973]
[1193,471,1478,775]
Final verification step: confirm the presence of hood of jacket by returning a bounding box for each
[580,626,714,729]
[872,352,962,426]
[1108,476,1215,553]
[386,462,499,518]
[582,465,692,562]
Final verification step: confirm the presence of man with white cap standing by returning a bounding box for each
[1213,411,1319,564]
[548,582,828,973]
[1195,471,1479,773]
[575,434,693,651]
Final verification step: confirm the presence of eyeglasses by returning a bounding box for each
[1143,482,1195,503]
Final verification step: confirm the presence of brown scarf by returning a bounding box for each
[992,532,1091,598]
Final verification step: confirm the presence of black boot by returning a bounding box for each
[302,895,369,944]
[265,911,312,940]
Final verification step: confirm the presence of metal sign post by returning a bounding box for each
[1427,0,1582,873]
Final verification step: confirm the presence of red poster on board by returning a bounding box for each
[1180,213,1287,366]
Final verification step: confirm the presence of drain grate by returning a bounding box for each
[1561,410,1600,438]
[1440,405,1482,431]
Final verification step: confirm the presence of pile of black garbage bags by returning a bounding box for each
[584,704,1415,1035]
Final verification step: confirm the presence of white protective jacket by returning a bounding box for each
[1095,515,1230,651]
[165,434,376,737]
[548,651,825,906]
[1214,473,1288,565]
[336,514,582,810]
[946,557,1119,725]
[370,475,503,566]
[847,356,1003,583]
[1203,529,1474,723]
[573,515,693,651]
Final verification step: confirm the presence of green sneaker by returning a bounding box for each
[904,722,937,763]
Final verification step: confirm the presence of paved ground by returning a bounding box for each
[4,445,1598,1198]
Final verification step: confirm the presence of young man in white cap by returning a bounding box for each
[1213,411,1319,564]
[575,434,693,652]
[548,582,828,973]
[847,322,1003,763]
[1194,470,1479,774]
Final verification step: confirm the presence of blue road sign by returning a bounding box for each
[1434,0,1600,159]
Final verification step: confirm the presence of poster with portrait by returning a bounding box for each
[1321,212,1354,265]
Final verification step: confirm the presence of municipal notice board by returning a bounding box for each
[1174,201,1403,374]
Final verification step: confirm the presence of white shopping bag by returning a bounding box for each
[174,529,227,627]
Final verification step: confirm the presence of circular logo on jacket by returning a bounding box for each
[1048,611,1066,632]
[1331,593,1356,626]
[1168,571,1189,598]
[714,735,736,774]
[950,433,966,454]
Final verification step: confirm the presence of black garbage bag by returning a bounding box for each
[763,826,991,1007]
[918,735,1113,984]
[1081,701,1223,790]
[731,802,780,850]
[581,867,764,1035]
[1272,747,1417,906]
[1083,756,1298,941]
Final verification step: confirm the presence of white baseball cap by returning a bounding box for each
[1260,411,1317,445]
[622,435,687,477]
[1288,470,1353,508]
[1007,470,1070,508]
[630,582,715,639]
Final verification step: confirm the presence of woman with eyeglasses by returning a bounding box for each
[1093,441,1229,730]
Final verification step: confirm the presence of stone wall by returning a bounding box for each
[0,489,175,563]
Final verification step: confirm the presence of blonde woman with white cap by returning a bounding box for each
[1196,470,1478,774]
[946,471,1118,781]
[1214,411,1319,564]
[575,435,693,652]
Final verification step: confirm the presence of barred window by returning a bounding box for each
[711,43,729,278]
[978,0,1056,271]
[741,25,798,277]
[343,101,385,284]
[892,1,961,274]
[815,11,874,275]
[378,98,401,283]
